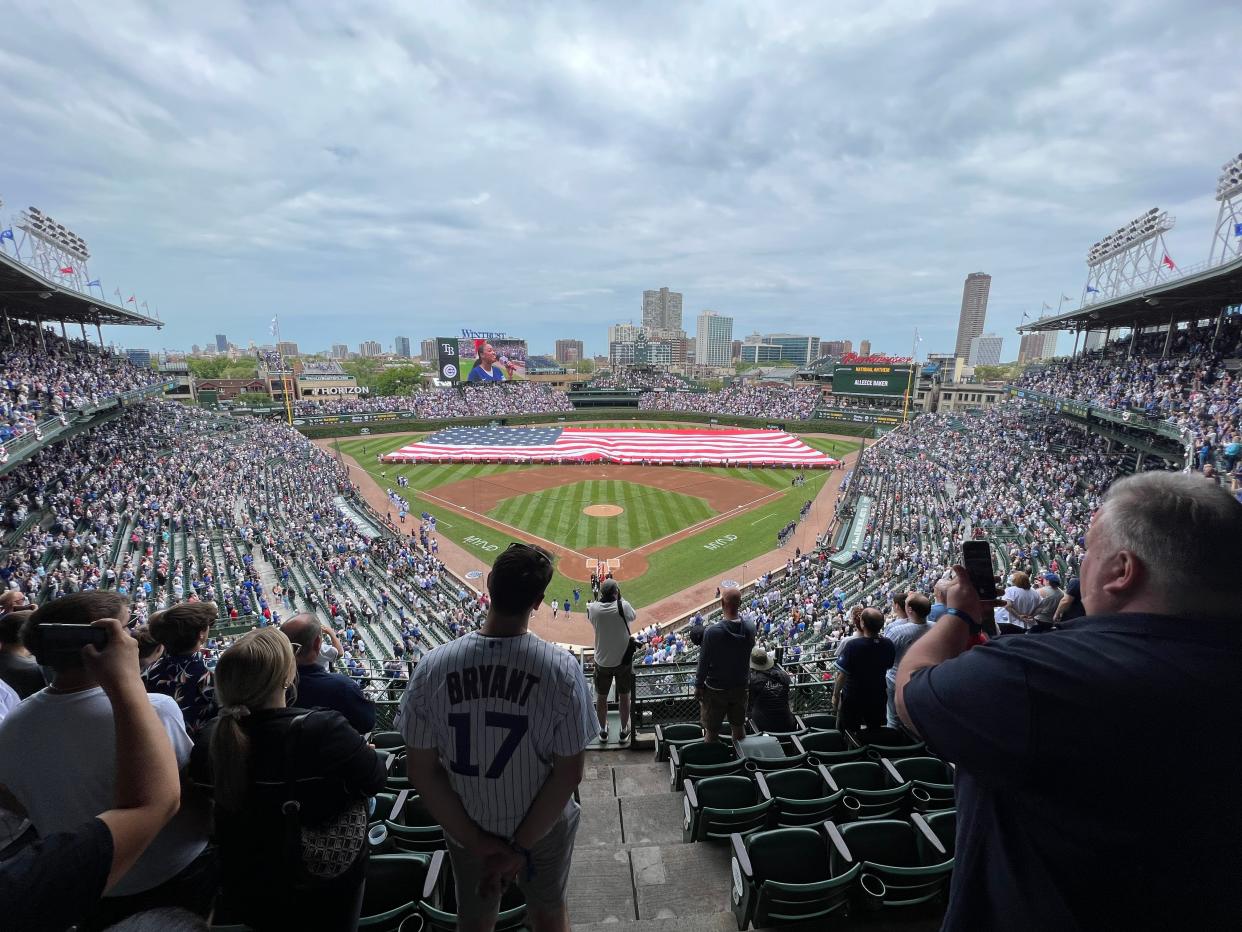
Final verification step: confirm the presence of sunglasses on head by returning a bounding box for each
[506,541,552,565]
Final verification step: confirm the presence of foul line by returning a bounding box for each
[416,489,594,562]
[616,486,785,560]
[750,513,777,526]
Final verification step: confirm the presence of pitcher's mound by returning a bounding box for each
[583,504,624,517]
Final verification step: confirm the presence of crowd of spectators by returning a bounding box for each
[0,322,159,445]
[292,381,573,418]
[639,383,821,419]
[1017,314,1241,463]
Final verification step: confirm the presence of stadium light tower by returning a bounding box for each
[14,205,93,295]
[1209,151,1242,266]
[1082,207,1175,303]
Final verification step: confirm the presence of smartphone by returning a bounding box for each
[961,541,999,600]
[38,624,108,657]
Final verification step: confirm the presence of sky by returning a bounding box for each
[2,0,1240,360]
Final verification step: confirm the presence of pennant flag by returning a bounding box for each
[59,266,74,275]
[127,295,136,303]
[141,301,149,310]
[1234,222,1242,237]
[0,228,14,242]
[1061,294,1072,302]
[1086,285,1100,293]
[86,279,100,288]
[1021,310,1030,320]
[1161,253,1177,270]
[114,288,123,299]
[1041,302,1051,311]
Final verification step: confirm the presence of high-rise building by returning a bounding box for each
[1082,330,1106,353]
[359,340,383,357]
[554,339,584,364]
[967,333,1004,366]
[331,343,349,359]
[740,343,783,363]
[859,339,872,357]
[215,334,228,353]
[420,338,438,361]
[954,272,992,360]
[1017,331,1059,365]
[821,340,851,359]
[642,287,683,331]
[695,311,734,367]
[608,322,643,344]
[394,336,411,358]
[276,341,299,357]
[763,334,821,367]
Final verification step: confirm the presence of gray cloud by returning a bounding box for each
[1,0,1239,358]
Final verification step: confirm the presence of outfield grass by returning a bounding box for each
[490,479,715,551]
[332,430,854,608]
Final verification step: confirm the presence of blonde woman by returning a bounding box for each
[189,628,386,932]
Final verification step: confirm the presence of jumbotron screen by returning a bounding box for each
[832,363,913,397]
[447,338,528,382]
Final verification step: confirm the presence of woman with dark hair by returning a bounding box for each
[144,602,217,738]
[189,628,386,932]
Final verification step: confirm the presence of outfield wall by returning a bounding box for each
[294,407,876,440]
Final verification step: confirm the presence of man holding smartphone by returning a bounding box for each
[895,473,1242,931]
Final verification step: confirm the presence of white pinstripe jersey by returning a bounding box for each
[396,630,598,838]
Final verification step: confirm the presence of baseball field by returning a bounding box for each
[333,430,857,608]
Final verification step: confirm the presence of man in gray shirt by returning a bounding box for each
[695,587,756,743]
[885,591,930,728]
[586,580,637,744]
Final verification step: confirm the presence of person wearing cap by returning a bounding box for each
[1030,572,1064,632]
[746,647,797,733]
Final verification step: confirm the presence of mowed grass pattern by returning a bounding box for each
[488,480,715,552]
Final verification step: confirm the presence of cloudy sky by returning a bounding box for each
[2,0,1239,359]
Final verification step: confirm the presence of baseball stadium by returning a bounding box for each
[0,21,1240,930]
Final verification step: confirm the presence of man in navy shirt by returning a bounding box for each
[695,588,756,743]
[281,615,376,734]
[833,608,894,730]
[896,472,1242,931]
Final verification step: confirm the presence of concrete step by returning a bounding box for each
[573,912,736,932]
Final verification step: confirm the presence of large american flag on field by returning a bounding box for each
[383,426,838,467]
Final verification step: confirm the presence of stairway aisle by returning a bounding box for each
[567,745,736,932]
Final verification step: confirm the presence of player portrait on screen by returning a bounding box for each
[466,339,522,381]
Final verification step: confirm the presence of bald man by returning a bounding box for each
[694,587,756,743]
[281,614,375,734]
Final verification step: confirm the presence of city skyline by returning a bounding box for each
[4,3,1238,359]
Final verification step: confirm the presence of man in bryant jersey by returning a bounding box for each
[397,543,598,932]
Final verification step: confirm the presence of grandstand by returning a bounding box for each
[1,162,1241,931]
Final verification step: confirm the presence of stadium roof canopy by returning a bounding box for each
[1020,253,1242,334]
[0,250,162,328]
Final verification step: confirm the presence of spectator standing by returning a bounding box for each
[586,580,637,744]
[0,610,45,698]
[896,472,1242,931]
[0,618,183,932]
[884,593,931,728]
[1054,576,1086,624]
[281,614,376,734]
[1031,572,1064,631]
[994,571,1041,635]
[833,608,894,731]
[397,543,598,932]
[144,602,219,739]
[190,627,386,932]
[695,587,756,744]
[747,648,797,733]
[0,592,215,930]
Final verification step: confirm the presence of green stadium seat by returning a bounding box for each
[756,765,846,827]
[682,774,772,842]
[730,826,860,929]
[845,726,926,761]
[655,722,704,762]
[385,749,413,792]
[883,757,954,812]
[824,761,910,820]
[797,712,839,731]
[669,740,743,790]
[917,809,957,858]
[825,818,952,910]
[791,730,867,766]
[420,849,527,932]
[359,852,434,930]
